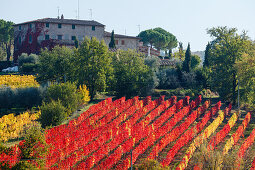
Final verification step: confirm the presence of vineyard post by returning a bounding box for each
[131,149,133,170]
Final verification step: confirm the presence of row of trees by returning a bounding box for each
[203,26,255,107]
[37,37,156,99]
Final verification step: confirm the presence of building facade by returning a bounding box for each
[13,17,141,62]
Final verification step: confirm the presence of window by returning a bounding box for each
[57,35,63,40]
[58,24,62,28]
[29,24,32,29]
[46,23,49,28]
[115,40,118,45]
[72,24,75,29]
[121,40,125,45]
[19,25,21,30]
[92,26,95,31]
[71,36,76,40]
[45,35,50,40]
[29,35,32,43]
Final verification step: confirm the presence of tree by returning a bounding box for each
[182,43,191,72]
[113,50,154,97]
[74,37,79,48]
[109,30,116,49]
[0,19,14,61]
[174,42,185,60]
[191,54,201,70]
[203,42,211,67]
[138,27,177,51]
[37,46,75,82]
[235,50,255,108]
[75,37,114,99]
[207,26,252,104]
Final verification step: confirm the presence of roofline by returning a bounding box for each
[104,31,140,40]
[13,18,105,27]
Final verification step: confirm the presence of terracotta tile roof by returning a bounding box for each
[159,59,175,66]
[14,18,105,27]
[104,31,140,39]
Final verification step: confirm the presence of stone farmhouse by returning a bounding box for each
[13,16,141,62]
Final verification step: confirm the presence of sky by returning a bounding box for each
[1,0,255,51]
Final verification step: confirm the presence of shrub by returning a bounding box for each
[18,53,39,66]
[20,63,39,74]
[157,68,180,89]
[0,87,45,109]
[44,82,82,115]
[134,159,166,170]
[78,84,90,104]
[12,124,48,169]
[40,100,67,128]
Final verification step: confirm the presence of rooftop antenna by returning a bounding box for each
[75,10,78,19]
[57,6,60,19]
[89,9,92,20]
[137,24,141,33]
[77,0,80,19]
[125,29,127,35]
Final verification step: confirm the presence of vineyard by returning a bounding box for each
[0,75,39,88]
[1,95,255,169]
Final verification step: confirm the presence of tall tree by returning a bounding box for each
[0,19,14,61]
[75,37,114,99]
[207,26,252,104]
[182,43,191,72]
[203,42,211,67]
[109,30,116,49]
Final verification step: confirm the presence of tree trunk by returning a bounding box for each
[232,72,237,106]
[5,41,11,61]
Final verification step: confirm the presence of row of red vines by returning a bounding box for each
[251,156,255,170]
[0,98,114,169]
[72,96,176,169]
[46,96,141,168]
[46,97,133,168]
[160,101,221,167]
[114,96,202,169]
[236,127,255,167]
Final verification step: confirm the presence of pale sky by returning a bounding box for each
[1,0,255,51]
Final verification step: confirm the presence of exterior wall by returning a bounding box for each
[138,46,160,57]
[104,37,139,50]
[14,22,105,61]
[40,23,104,41]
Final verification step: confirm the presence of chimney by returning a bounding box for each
[61,14,64,19]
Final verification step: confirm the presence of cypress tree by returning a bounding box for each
[182,43,191,72]
[74,37,79,48]
[109,30,116,49]
[203,42,211,67]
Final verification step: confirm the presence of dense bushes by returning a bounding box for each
[0,87,45,109]
[44,82,82,115]
[40,100,67,128]
[18,53,39,74]
[40,82,83,127]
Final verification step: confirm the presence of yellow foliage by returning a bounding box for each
[78,84,90,104]
[0,111,40,142]
[0,75,39,88]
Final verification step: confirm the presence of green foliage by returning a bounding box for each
[38,46,75,82]
[173,42,185,60]
[109,30,116,49]
[191,54,201,70]
[75,37,114,99]
[134,159,167,170]
[157,68,180,89]
[182,43,191,73]
[0,87,45,109]
[18,53,39,66]
[0,46,6,61]
[0,19,14,61]
[138,27,177,51]
[113,50,154,97]
[235,51,255,109]
[40,100,67,128]
[207,26,253,104]
[203,42,211,67]
[13,125,48,169]
[44,82,82,115]
[74,37,79,48]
